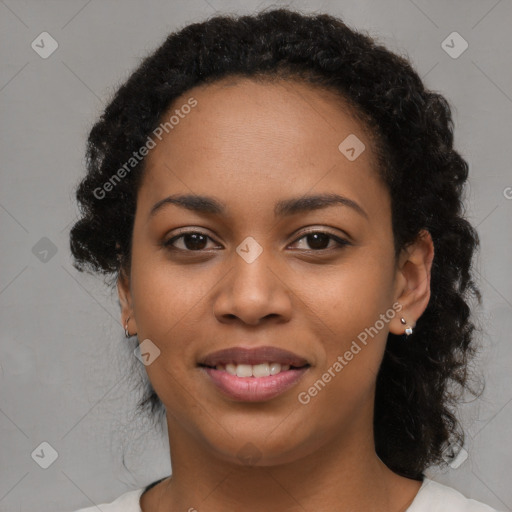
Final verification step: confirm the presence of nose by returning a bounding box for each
[212,246,293,326]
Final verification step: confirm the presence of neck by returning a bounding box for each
[143,412,423,512]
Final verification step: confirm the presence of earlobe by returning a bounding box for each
[390,229,435,336]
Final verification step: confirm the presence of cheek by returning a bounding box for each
[295,271,390,431]
[302,252,393,388]
[304,253,393,335]
[130,239,204,338]
[129,255,206,412]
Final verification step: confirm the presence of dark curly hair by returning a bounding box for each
[69,7,483,480]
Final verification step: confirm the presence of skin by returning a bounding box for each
[117,77,434,512]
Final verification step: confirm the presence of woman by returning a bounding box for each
[70,8,501,512]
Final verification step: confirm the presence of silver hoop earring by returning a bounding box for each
[400,317,413,337]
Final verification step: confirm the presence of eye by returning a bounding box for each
[289,230,351,251]
[163,231,220,252]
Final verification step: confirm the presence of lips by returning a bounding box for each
[198,345,310,368]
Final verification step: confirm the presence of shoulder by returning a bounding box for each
[71,488,145,512]
[407,478,503,512]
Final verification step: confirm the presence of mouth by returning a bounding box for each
[197,345,311,376]
[197,345,311,401]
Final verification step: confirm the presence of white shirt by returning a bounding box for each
[72,477,503,511]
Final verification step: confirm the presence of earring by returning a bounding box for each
[124,316,131,338]
[400,317,413,337]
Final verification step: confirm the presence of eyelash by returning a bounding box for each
[162,229,351,253]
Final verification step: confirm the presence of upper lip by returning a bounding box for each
[199,346,310,367]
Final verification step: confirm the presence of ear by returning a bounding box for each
[389,229,435,335]
[117,268,137,335]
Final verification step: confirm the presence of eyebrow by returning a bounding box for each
[149,192,369,220]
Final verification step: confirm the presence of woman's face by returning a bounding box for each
[119,77,419,465]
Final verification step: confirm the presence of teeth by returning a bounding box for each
[253,363,270,377]
[235,364,252,377]
[221,362,291,377]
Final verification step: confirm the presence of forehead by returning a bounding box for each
[137,77,388,224]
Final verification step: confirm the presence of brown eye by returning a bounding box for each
[302,233,331,250]
[164,232,216,251]
[290,231,351,251]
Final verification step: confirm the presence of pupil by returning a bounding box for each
[185,233,207,250]
[307,233,329,250]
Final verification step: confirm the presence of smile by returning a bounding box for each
[199,364,310,402]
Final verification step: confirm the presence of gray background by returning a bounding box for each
[0,0,511,511]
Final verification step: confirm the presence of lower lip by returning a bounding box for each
[200,366,309,402]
